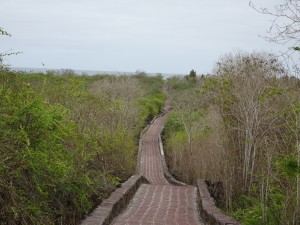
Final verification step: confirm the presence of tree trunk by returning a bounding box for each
[296,140,300,224]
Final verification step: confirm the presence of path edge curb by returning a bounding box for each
[81,110,167,225]
[136,111,168,174]
[81,175,148,225]
[158,135,188,186]
[196,179,241,225]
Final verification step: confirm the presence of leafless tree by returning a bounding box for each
[89,76,145,131]
[250,0,300,75]
[215,51,285,194]
[250,2,300,219]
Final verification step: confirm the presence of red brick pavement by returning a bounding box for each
[112,108,203,225]
[139,113,169,185]
[112,184,200,225]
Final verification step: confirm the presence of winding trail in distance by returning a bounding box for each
[111,102,203,225]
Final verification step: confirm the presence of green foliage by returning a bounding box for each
[0,72,82,223]
[259,86,284,102]
[164,112,184,133]
[166,76,197,91]
[0,27,21,68]
[138,93,167,124]
[293,47,300,51]
[277,157,300,180]
[229,195,262,225]
[203,77,220,92]
[229,184,288,225]
[0,70,165,224]
[283,158,299,178]
[185,69,197,82]
[0,27,11,36]
[133,74,165,95]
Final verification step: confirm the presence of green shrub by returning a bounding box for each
[0,70,166,224]
[138,93,167,124]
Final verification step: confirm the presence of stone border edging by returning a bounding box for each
[136,111,168,174]
[197,179,241,225]
[82,110,167,225]
[158,135,187,186]
[81,175,148,225]
[158,108,241,224]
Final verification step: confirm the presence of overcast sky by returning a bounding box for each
[1,0,286,75]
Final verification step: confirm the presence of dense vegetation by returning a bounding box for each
[164,52,300,225]
[2,3,300,222]
[0,66,166,224]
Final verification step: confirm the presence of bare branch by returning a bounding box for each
[250,0,300,76]
[0,27,11,37]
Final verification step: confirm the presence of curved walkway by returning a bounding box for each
[111,107,203,225]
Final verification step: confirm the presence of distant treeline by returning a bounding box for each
[11,67,178,78]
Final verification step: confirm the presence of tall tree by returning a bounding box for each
[250,2,300,221]
[215,51,285,193]
[185,69,197,82]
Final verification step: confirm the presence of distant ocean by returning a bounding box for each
[10,67,179,78]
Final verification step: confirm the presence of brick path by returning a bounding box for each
[112,107,203,225]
